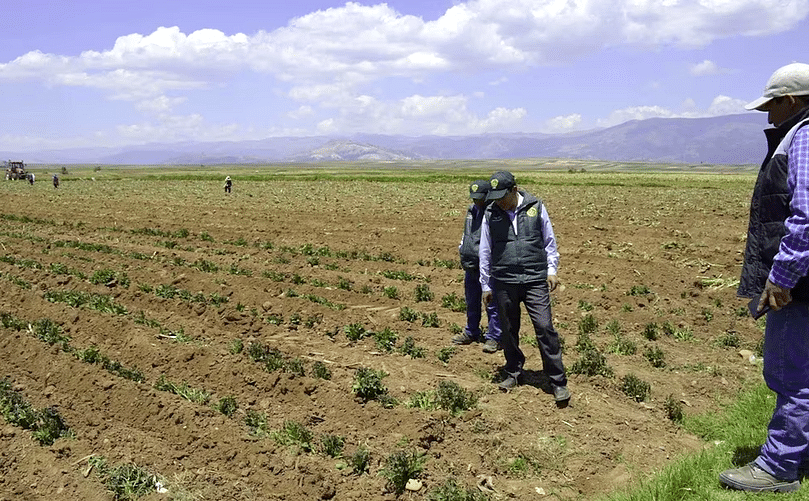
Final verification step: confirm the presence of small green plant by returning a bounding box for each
[244,410,269,437]
[577,300,594,311]
[620,373,651,402]
[319,434,345,458]
[441,292,466,312]
[229,338,244,354]
[263,270,287,282]
[437,346,456,364]
[607,333,637,356]
[716,330,741,348]
[642,322,659,341]
[399,336,427,358]
[88,456,158,501]
[373,327,398,352]
[383,286,400,299]
[154,375,211,405]
[434,380,478,415]
[344,322,368,341]
[382,269,415,281]
[415,284,434,302]
[352,367,390,402]
[349,446,371,475]
[421,311,440,328]
[271,420,313,452]
[701,308,714,322]
[575,331,596,353]
[578,314,598,335]
[569,347,613,377]
[337,276,352,290]
[627,285,652,296]
[399,306,419,322]
[380,449,427,496]
[673,327,695,342]
[664,394,684,423]
[644,345,666,368]
[427,478,490,501]
[312,361,332,380]
[449,323,463,336]
[213,396,238,417]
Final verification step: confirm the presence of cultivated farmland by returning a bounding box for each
[0,162,766,500]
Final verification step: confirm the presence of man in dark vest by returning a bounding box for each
[480,171,569,403]
[453,180,502,353]
[720,62,809,493]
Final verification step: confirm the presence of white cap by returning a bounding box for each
[746,62,809,111]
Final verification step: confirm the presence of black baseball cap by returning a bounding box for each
[469,180,490,200]
[486,171,516,200]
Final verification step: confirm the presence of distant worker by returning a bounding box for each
[28,172,35,185]
[453,180,502,353]
[53,174,59,189]
[224,176,232,194]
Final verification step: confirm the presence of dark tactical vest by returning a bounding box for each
[460,205,484,271]
[486,191,548,285]
[738,107,809,301]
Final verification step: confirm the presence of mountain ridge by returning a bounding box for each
[2,113,769,165]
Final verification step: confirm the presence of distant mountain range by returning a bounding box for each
[3,113,771,166]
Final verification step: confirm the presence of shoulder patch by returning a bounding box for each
[527,207,538,218]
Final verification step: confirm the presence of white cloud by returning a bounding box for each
[706,95,747,115]
[597,94,749,127]
[546,114,583,131]
[0,0,806,145]
[690,59,732,76]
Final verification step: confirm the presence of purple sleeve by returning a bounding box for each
[770,127,809,288]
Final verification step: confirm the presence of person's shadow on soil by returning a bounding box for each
[495,368,570,408]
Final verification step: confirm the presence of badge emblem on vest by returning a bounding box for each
[491,179,498,188]
[527,207,538,218]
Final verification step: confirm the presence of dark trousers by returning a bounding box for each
[464,269,501,341]
[494,280,566,387]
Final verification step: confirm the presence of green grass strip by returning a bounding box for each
[601,382,786,500]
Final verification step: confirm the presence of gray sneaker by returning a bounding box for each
[719,462,800,492]
[482,338,501,353]
[451,332,477,345]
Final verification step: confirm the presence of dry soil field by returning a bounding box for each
[0,162,767,500]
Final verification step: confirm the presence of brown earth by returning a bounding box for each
[0,168,765,500]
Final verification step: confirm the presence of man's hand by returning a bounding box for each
[760,279,792,311]
[483,291,493,307]
[547,274,559,292]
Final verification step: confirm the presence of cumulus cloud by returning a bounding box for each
[0,0,806,144]
[546,114,583,131]
[690,59,732,76]
[597,94,749,127]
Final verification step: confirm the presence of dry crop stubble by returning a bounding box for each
[0,167,767,500]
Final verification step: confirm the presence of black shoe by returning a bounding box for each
[482,338,501,353]
[451,332,477,345]
[553,385,571,402]
[719,462,800,492]
[498,373,522,390]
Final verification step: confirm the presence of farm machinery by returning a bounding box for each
[5,161,27,180]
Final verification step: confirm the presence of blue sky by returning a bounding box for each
[2,0,808,151]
